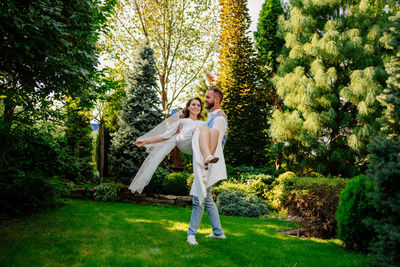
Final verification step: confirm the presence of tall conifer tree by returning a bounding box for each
[254,0,285,170]
[109,41,162,184]
[367,11,400,266]
[270,0,390,176]
[217,0,269,167]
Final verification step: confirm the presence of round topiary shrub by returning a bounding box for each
[163,172,189,196]
[216,190,269,217]
[94,182,118,202]
[336,175,377,251]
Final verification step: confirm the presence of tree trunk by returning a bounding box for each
[0,98,16,170]
[99,119,105,184]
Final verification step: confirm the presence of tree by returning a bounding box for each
[64,97,94,183]
[0,0,115,169]
[99,0,220,111]
[367,11,400,266]
[270,0,390,176]
[254,0,285,170]
[108,41,162,183]
[217,0,270,167]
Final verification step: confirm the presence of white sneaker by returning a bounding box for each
[187,235,198,245]
[205,233,226,239]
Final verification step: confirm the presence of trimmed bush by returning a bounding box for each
[264,171,296,210]
[265,172,347,238]
[163,172,189,196]
[213,180,252,195]
[216,190,269,217]
[94,182,118,202]
[336,175,377,251]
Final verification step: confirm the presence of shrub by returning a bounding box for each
[283,176,347,238]
[336,175,377,251]
[216,190,268,217]
[0,170,64,218]
[226,165,276,179]
[144,167,170,194]
[264,171,296,210]
[163,172,189,196]
[213,180,252,195]
[94,182,119,202]
[0,124,70,217]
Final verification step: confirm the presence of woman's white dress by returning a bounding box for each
[128,117,204,193]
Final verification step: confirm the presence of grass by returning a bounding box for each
[0,199,369,267]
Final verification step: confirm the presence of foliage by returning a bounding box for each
[270,174,347,239]
[217,0,271,167]
[264,171,296,210]
[367,11,400,266]
[0,0,115,167]
[108,41,162,184]
[226,164,276,179]
[100,0,220,111]
[216,190,268,218]
[214,174,274,199]
[143,167,170,194]
[162,172,189,196]
[64,97,94,183]
[254,0,284,74]
[93,182,119,202]
[0,124,69,217]
[336,175,377,251]
[213,180,253,196]
[270,0,391,176]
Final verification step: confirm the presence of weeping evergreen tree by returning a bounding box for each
[64,97,94,183]
[270,0,390,176]
[109,41,162,184]
[217,0,270,167]
[254,0,285,170]
[367,11,400,267]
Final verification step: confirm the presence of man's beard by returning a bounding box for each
[206,102,214,110]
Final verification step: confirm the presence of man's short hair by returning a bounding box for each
[208,87,223,103]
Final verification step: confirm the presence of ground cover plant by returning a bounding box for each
[0,200,368,266]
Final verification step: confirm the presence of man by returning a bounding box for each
[187,87,228,245]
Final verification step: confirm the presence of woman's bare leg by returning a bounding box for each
[209,128,219,155]
[198,126,211,159]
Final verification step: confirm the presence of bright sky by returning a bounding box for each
[247,0,264,33]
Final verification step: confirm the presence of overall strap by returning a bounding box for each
[206,114,228,148]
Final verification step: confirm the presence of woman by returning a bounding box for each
[129,97,223,194]
[134,97,219,166]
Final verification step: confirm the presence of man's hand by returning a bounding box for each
[217,110,227,119]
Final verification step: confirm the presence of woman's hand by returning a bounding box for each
[133,140,146,147]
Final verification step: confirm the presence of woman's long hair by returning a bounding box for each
[181,97,204,120]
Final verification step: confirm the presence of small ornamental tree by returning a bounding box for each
[109,41,162,184]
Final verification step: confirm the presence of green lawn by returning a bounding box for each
[0,199,368,266]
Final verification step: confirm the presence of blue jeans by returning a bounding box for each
[187,187,224,236]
